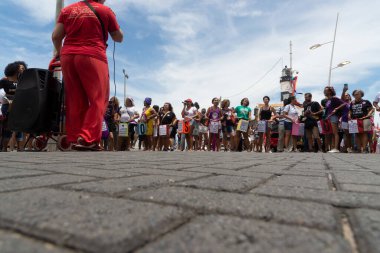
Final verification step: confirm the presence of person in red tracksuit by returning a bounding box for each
[52,0,123,151]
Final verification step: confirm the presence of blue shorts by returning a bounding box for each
[284,121,293,131]
[330,115,339,124]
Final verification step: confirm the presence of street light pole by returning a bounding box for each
[122,69,129,103]
[55,0,64,22]
[328,13,339,87]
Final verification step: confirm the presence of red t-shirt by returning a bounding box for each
[58,0,120,63]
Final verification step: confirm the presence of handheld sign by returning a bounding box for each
[237,119,249,132]
[138,122,147,135]
[118,122,129,137]
[317,120,333,134]
[159,125,169,136]
[178,120,190,134]
[291,122,305,136]
[209,121,219,134]
[257,120,267,133]
[348,120,359,134]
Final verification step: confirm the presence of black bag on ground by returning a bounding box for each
[8,68,62,133]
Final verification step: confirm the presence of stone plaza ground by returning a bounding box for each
[0,152,379,253]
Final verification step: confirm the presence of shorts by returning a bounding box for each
[330,115,339,124]
[222,125,233,134]
[284,121,293,131]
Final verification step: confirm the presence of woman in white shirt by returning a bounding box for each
[118,97,139,151]
[283,96,299,151]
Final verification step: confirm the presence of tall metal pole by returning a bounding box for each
[55,0,64,22]
[123,69,128,104]
[328,13,339,87]
[290,41,293,70]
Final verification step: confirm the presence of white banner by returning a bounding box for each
[348,120,359,134]
[257,120,267,133]
[209,121,219,134]
[118,123,129,137]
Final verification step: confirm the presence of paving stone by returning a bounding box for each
[36,166,141,179]
[0,229,74,253]
[340,184,380,194]
[334,171,380,185]
[137,215,350,253]
[0,174,96,193]
[0,167,51,179]
[61,175,190,195]
[263,175,329,190]
[351,209,380,253]
[129,186,339,230]
[251,185,380,209]
[177,175,266,192]
[0,188,193,253]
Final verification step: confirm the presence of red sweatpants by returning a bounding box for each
[61,55,109,143]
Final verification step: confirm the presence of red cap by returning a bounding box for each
[185,98,192,103]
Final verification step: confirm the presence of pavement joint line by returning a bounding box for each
[329,154,377,172]
[250,191,378,210]
[0,172,54,181]
[241,174,279,193]
[0,176,106,194]
[128,215,196,252]
[125,196,340,232]
[339,210,360,253]
[0,218,90,253]
[50,174,215,198]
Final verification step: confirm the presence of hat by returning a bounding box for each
[144,97,152,105]
[184,98,192,103]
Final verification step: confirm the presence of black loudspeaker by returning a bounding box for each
[8,68,62,133]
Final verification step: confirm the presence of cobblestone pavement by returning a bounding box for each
[0,152,379,253]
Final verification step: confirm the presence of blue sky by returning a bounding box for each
[0,0,379,122]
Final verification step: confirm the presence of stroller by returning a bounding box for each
[8,58,70,151]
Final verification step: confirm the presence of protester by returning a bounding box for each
[52,0,123,151]
[349,90,374,153]
[140,98,157,151]
[0,62,24,152]
[324,86,345,153]
[303,93,323,152]
[283,96,299,152]
[220,99,234,152]
[181,99,198,151]
[206,98,222,151]
[199,108,208,151]
[104,96,120,151]
[159,102,176,151]
[341,86,352,152]
[117,97,139,151]
[258,96,277,153]
[235,98,251,151]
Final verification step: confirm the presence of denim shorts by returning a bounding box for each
[284,121,293,131]
[330,115,339,124]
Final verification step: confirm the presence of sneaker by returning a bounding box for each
[328,149,340,153]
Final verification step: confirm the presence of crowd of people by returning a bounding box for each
[1,58,380,154]
[99,85,380,154]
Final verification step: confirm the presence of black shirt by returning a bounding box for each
[0,79,17,101]
[160,111,176,125]
[303,101,321,120]
[350,100,373,119]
